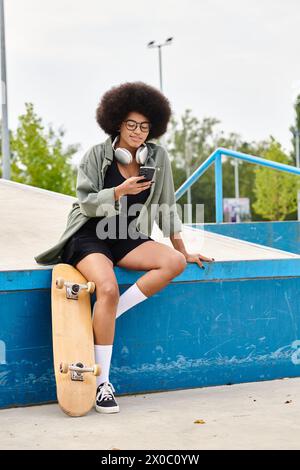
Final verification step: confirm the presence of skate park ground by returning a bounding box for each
[1,377,299,450]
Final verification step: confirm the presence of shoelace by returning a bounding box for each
[97,382,116,402]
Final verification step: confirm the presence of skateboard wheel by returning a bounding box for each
[56,277,65,289]
[87,282,95,294]
[93,364,101,376]
[60,362,69,374]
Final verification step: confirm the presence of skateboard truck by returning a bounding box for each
[60,362,100,381]
[55,277,95,300]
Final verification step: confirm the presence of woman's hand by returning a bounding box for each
[115,176,153,198]
[184,252,215,269]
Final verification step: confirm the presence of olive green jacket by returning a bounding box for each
[34,136,183,266]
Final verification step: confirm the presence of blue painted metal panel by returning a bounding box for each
[199,221,300,255]
[2,257,300,292]
[112,278,300,392]
[0,289,56,407]
[1,258,300,408]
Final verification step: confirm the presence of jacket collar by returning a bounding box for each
[104,135,155,165]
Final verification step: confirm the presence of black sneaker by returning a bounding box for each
[95,382,120,414]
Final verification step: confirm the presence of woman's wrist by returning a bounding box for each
[170,233,188,258]
[179,249,189,259]
[114,185,125,200]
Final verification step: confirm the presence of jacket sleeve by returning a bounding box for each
[76,146,120,218]
[157,149,183,237]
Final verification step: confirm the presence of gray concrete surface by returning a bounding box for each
[0,378,299,450]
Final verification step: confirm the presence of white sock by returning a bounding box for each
[116,282,148,319]
[94,344,113,387]
[92,284,148,321]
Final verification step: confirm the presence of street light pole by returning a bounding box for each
[147,37,173,94]
[147,38,173,146]
[158,45,163,91]
[0,0,10,180]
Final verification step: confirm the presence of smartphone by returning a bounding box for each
[138,166,156,182]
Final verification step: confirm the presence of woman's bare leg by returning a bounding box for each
[116,240,187,297]
[75,253,119,345]
[74,242,186,342]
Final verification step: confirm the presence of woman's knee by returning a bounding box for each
[95,280,119,303]
[162,251,187,276]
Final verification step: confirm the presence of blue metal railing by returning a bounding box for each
[175,147,300,223]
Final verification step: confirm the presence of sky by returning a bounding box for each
[4,0,300,165]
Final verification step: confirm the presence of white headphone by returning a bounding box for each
[112,135,148,165]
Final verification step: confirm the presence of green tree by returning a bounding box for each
[253,138,298,220]
[9,102,79,195]
[166,109,220,223]
[166,109,269,223]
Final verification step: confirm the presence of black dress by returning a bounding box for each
[61,157,153,266]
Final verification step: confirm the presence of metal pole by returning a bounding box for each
[215,153,223,223]
[296,130,300,221]
[185,139,192,224]
[0,0,10,180]
[157,45,164,146]
[234,159,239,198]
[234,158,240,222]
[158,45,163,92]
[186,166,192,224]
[147,39,173,147]
[295,129,300,168]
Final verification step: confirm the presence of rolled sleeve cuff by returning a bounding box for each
[96,187,120,217]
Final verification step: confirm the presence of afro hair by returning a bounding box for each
[95,81,172,141]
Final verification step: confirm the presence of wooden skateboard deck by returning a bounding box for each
[51,263,100,417]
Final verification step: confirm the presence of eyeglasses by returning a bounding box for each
[124,119,151,133]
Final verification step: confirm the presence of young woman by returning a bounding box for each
[36,81,214,414]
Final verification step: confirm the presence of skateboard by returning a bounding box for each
[51,263,101,417]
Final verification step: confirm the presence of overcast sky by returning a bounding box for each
[5,0,300,164]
